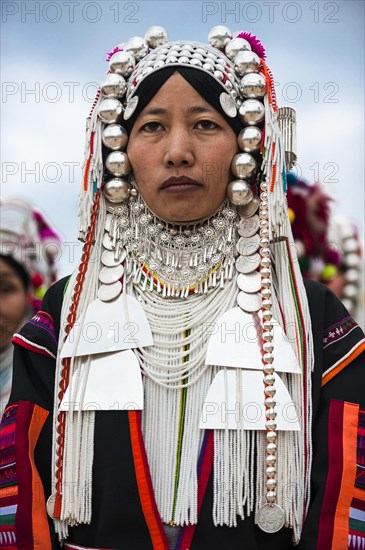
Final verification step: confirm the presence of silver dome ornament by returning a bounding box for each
[238,127,262,153]
[234,50,261,76]
[208,25,232,49]
[109,51,135,77]
[98,98,123,124]
[240,73,267,98]
[101,73,127,98]
[231,153,257,179]
[225,37,251,61]
[103,178,130,203]
[226,180,253,206]
[105,151,131,177]
[102,124,128,151]
[239,99,265,125]
[124,36,148,61]
[144,26,168,48]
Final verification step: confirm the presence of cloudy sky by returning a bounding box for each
[1,0,364,276]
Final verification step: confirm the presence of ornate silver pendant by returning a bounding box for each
[257,503,285,533]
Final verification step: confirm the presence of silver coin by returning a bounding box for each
[235,252,260,273]
[237,234,260,256]
[237,271,261,293]
[101,248,126,267]
[98,264,124,284]
[237,290,261,312]
[46,493,57,519]
[102,232,115,251]
[238,214,260,237]
[237,195,259,218]
[257,503,285,533]
[97,281,122,302]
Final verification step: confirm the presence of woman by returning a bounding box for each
[0,199,61,413]
[1,27,364,549]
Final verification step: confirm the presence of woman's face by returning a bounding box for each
[127,73,238,222]
[0,258,29,349]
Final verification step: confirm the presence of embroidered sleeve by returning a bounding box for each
[321,291,365,387]
[12,310,57,359]
[0,402,52,549]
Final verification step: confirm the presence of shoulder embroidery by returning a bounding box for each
[323,316,358,349]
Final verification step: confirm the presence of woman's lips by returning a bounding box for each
[160,176,203,192]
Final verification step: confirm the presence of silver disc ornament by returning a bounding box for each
[237,290,261,313]
[99,264,124,285]
[235,252,260,274]
[101,248,126,267]
[237,271,261,293]
[238,214,260,237]
[257,504,285,533]
[97,281,123,302]
[46,493,57,519]
[237,196,260,218]
[237,234,260,256]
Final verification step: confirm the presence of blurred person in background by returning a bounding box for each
[286,172,364,324]
[0,199,61,411]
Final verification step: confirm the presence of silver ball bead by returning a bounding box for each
[261,287,272,299]
[266,491,277,503]
[234,50,261,75]
[343,237,358,253]
[267,442,277,453]
[265,386,276,397]
[263,364,274,375]
[265,397,276,408]
[260,227,269,238]
[343,284,357,299]
[260,247,271,258]
[105,151,131,177]
[144,26,168,48]
[102,124,128,151]
[239,99,265,125]
[237,126,262,153]
[266,479,277,489]
[226,180,253,206]
[261,199,269,209]
[263,331,273,343]
[263,341,274,353]
[260,237,270,248]
[101,73,127,99]
[345,268,360,283]
[263,320,273,331]
[263,352,274,363]
[266,419,277,430]
[124,36,148,61]
[109,51,135,76]
[261,258,271,269]
[240,73,267,99]
[261,181,268,191]
[264,374,275,385]
[262,309,273,321]
[261,277,271,288]
[261,191,268,201]
[231,153,257,179]
[266,454,276,465]
[266,434,277,446]
[345,253,361,268]
[98,98,123,124]
[266,408,276,420]
[260,209,269,219]
[208,25,232,49]
[103,178,130,203]
[225,37,251,61]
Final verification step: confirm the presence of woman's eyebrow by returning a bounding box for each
[141,105,215,117]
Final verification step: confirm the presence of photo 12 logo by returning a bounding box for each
[2,1,140,24]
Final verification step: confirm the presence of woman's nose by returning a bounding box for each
[163,127,194,167]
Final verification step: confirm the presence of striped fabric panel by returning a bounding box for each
[128,410,169,550]
[0,401,51,550]
[317,401,364,550]
[322,340,365,387]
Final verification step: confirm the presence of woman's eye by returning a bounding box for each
[141,122,163,133]
[196,120,218,130]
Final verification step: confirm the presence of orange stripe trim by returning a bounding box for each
[28,405,52,550]
[322,341,365,387]
[0,485,18,498]
[331,401,359,549]
[128,410,168,550]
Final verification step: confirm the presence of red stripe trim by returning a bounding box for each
[317,400,344,549]
[178,430,214,550]
[128,410,168,549]
[12,336,54,358]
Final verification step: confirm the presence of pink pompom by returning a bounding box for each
[106,46,123,62]
[237,32,266,60]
